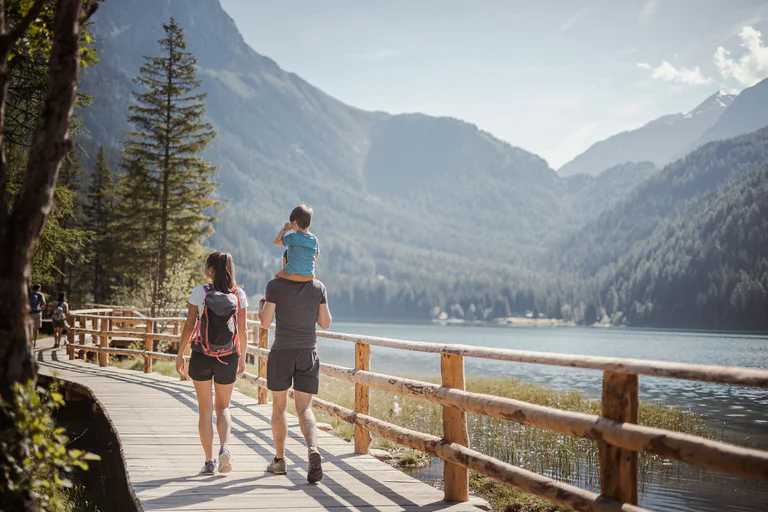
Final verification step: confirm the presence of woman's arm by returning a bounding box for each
[176,303,199,376]
[237,303,248,375]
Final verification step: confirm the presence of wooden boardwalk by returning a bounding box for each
[35,339,482,511]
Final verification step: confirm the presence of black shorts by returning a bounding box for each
[188,351,239,385]
[267,349,320,394]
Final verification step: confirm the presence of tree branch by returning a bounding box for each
[3,0,47,53]
[80,2,98,25]
[7,0,85,266]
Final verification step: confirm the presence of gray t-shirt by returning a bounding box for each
[265,278,327,351]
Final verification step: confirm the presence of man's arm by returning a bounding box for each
[274,223,292,247]
[317,303,332,331]
[259,297,276,328]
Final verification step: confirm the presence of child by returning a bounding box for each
[274,204,318,282]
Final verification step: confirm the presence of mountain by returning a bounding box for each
[81,0,568,292]
[563,161,658,224]
[602,162,768,330]
[690,78,768,151]
[558,91,735,177]
[558,126,768,277]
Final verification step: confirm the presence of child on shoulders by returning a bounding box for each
[273,204,318,282]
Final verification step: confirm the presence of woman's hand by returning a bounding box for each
[237,357,246,377]
[176,354,186,377]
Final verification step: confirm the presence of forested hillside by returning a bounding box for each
[604,163,768,330]
[49,0,766,330]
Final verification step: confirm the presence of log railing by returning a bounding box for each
[63,307,768,512]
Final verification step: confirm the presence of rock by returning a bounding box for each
[316,422,333,432]
[369,448,394,461]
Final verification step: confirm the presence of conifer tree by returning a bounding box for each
[84,146,115,303]
[116,18,218,312]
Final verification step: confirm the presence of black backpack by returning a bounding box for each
[191,285,241,362]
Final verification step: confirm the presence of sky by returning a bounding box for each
[219,0,768,169]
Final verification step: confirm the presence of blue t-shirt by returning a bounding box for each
[283,231,319,276]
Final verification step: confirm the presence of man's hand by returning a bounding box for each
[237,357,246,377]
[175,354,186,377]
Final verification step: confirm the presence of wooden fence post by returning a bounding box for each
[145,320,154,373]
[249,325,258,365]
[258,327,269,404]
[599,371,639,505]
[66,314,75,359]
[99,316,109,367]
[441,353,469,502]
[354,342,372,454]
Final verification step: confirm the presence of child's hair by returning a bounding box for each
[206,252,238,293]
[57,291,67,302]
[290,204,313,230]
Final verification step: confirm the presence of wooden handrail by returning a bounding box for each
[65,308,768,512]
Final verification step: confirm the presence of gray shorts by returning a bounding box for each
[30,312,42,329]
[267,348,320,394]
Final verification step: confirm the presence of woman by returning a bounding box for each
[176,252,248,476]
[50,292,69,348]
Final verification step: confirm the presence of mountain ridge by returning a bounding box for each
[557,91,735,177]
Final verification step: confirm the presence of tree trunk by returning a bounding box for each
[0,0,91,508]
[157,34,174,313]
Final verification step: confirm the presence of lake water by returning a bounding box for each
[309,322,768,512]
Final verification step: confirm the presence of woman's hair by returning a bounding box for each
[57,291,67,302]
[206,252,237,293]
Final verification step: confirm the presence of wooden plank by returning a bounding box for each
[599,371,638,505]
[35,339,478,512]
[354,341,372,454]
[441,353,469,502]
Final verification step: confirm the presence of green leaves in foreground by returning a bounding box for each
[0,382,100,511]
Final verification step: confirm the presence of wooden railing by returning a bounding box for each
[63,307,768,512]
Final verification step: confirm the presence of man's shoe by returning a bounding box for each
[307,447,323,483]
[266,457,286,475]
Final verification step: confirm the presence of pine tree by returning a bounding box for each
[84,146,115,303]
[116,18,219,313]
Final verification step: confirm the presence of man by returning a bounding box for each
[258,254,332,483]
[29,284,46,348]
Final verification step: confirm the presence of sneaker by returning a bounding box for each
[266,457,286,475]
[200,459,216,476]
[307,447,323,483]
[218,447,232,474]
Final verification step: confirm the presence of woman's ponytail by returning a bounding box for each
[206,252,237,293]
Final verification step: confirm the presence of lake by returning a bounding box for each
[307,322,768,512]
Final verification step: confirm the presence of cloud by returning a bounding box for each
[561,2,595,32]
[640,0,661,24]
[349,49,399,61]
[637,61,711,85]
[714,26,768,88]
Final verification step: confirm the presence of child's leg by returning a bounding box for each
[276,269,314,282]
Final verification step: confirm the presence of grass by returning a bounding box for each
[109,355,716,511]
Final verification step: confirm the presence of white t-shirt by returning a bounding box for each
[188,285,249,319]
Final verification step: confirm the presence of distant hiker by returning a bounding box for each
[29,284,46,348]
[258,270,332,483]
[273,204,319,282]
[175,252,248,476]
[50,292,70,349]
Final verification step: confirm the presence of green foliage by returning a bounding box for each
[83,146,117,303]
[0,382,100,512]
[114,17,219,313]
